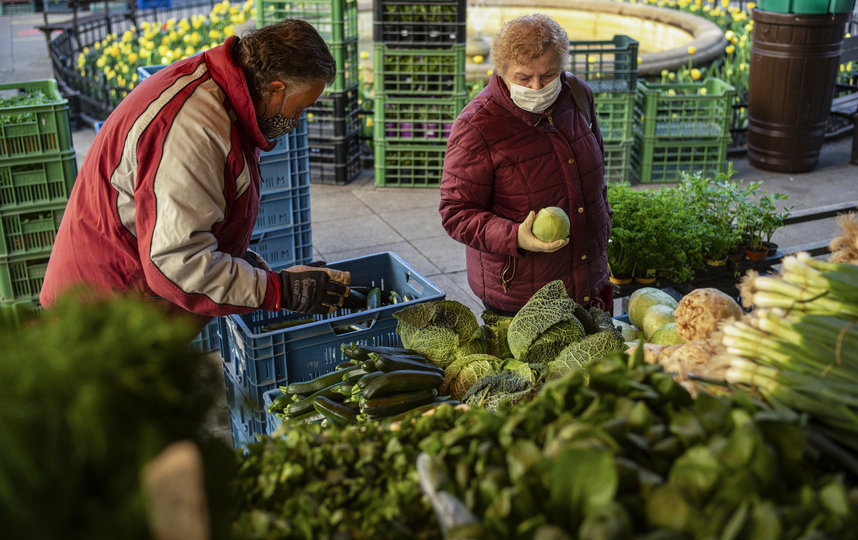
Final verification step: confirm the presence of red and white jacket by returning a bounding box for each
[41,36,281,316]
[439,72,612,312]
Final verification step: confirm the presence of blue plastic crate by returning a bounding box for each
[137,0,171,8]
[259,148,311,195]
[93,121,103,134]
[248,223,313,271]
[263,388,284,436]
[219,251,446,409]
[190,317,221,354]
[259,113,309,164]
[254,186,311,234]
[224,366,267,441]
[137,64,166,81]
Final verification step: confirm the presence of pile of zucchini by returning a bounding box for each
[267,343,455,428]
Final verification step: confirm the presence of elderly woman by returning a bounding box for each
[42,19,351,329]
[439,13,612,315]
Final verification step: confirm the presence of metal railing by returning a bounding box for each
[46,0,219,119]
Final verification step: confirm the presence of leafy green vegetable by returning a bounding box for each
[502,358,535,385]
[547,331,626,380]
[508,280,576,359]
[519,318,585,365]
[395,300,478,366]
[461,370,535,412]
[482,310,513,360]
[450,353,502,401]
[0,291,232,538]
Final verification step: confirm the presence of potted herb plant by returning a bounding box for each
[736,181,792,261]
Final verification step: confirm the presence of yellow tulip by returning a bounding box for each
[669,72,676,80]
[725,30,735,42]
[473,55,484,64]
[128,52,138,63]
[726,44,735,54]
[687,46,696,55]
[169,31,179,42]
[366,117,373,128]
[185,46,196,56]
[746,2,756,8]
[487,69,494,76]
[224,25,235,37]
[360,51,369,59]
[209,29,221,40]
[699,88,707,95]
[96,57,107,68]
[667,89,676,96]
[690,68,702,80]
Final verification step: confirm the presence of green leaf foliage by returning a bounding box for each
[508,280,576,359]
[0,291,233,539]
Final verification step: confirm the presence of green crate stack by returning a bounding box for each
[257,0,362,185]
[631,78,736,184]
[570,35,639,185]
[0,80,77,319]
[372,0,467,187]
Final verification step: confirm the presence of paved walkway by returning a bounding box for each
[2,9,856,318]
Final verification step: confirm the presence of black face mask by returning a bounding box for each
[259,115,300,140]
[258,89,300,140]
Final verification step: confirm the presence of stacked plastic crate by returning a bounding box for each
[257,0,362,185]
[569,35,638,184]
[372,0,466,187]
[631,78,736,184]
[0,80,76,325]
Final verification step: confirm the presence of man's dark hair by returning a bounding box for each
[233,19,336,101]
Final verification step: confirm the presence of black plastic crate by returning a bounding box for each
[307,85,362,138]
[309,131,362,185]
[373,0,466,47]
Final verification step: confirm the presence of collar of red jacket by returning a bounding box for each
[203,36,275,152]
[489,70,573,126]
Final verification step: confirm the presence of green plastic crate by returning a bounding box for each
[0,203,64,257]
[603,139,632,184]
[0,253,50,301]
[0,0,35,14]
[569,35,639,93]
[634,78,736,140]
[0,150,77,211]
[758,0,835,12]
[374,141,447,187]
[373,94,464,143]
[0,297,43,327]
[594,91,634,142]
[631,134,730,184]
[829,0,855,12]
[328,38,360,93]
[0,80,73,160]
[255,0,358,42]
[373,44,466,98]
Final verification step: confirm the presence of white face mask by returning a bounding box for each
[508,75,562,113]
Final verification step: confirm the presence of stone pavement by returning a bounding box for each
[2,9,857,318]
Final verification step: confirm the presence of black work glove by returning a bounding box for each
[243,249,272,271]
[277,265,351,314]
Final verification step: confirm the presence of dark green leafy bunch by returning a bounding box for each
[232,403,467,540]
[0,291,232,540]
[419,350,858,539]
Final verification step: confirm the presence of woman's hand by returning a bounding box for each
[516,211,569,253]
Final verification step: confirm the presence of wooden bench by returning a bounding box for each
[831,35,858,165]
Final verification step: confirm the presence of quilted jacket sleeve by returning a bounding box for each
[439,112,521,258]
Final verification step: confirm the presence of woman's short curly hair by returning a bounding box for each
[491,14,568,76]
[233,19,336,101]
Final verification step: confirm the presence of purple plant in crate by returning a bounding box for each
[442,123,454,138]
[423,123,439,139]
[399,122,414,139]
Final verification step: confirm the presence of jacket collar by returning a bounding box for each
[203,36,275,152]
[489,71,573,127]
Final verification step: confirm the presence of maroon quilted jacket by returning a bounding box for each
[439,72,612,312]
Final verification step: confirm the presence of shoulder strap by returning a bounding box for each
[568,76,592,126]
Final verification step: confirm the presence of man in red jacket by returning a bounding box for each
[439,14,612,315]
[41,20,350,328]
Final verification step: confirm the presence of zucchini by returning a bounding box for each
[347,288,367,306]
[373,355,444,375]
[362,388,438,418]
[356,370,387,390]
[312,396,359,426]
[335,361,354,370]
[360,359,379,372]
[362,370,445,400]
[286,411,325,425]
[343,367,372,384]
[286,365,359,395]
[340,343,420,362]
[384,400,461,424]
[285,382,347,417]
[388,291,401,304]
[366,287,382,310]
[267,392,293,413]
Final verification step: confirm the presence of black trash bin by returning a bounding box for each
[746,9,849,173]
